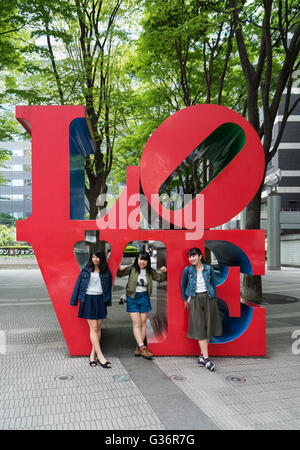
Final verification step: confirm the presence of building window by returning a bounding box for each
[13,165,23,171]
[12,195,24,200]
[2,164,24,171]
[2,165,12,171]
[12,180,24,186]
[0,194,24,201]
[13,150,24,157]
[288,200,298,211]
[261,202,267,212]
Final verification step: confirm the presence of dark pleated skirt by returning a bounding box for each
[78,294,107,320]
[188,292,223,341]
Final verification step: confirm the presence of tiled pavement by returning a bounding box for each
[0,263,300,430]
[0,349,163,430]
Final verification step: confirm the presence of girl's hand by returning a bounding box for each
[160,266,167,272]
[184,301,190,310]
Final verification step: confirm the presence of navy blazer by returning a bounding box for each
[70,266,112,306]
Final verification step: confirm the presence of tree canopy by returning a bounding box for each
[0,2,299,296]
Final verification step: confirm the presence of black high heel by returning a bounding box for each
[98,360,112,369]
[89,360,97,367]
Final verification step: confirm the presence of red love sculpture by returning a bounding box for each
[16,104,266,356]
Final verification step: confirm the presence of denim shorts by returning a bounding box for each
[126,291,152,314]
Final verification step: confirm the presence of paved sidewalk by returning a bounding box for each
[0,263,300,430]
[0,257,38,270]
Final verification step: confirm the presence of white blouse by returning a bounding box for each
[196,271,207,293]
[86,271,103,295]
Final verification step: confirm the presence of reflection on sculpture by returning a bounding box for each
[16,104,266,356]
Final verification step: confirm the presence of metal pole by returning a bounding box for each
[240,208,246,229]
[267,191,281,270]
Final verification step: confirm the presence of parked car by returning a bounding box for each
[123,245,139,257]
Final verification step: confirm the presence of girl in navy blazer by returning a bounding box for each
[70,249,112,368]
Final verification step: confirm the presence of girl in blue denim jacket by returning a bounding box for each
[70,249,112,369]
[181,248,222,371]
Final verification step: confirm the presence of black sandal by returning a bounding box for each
[98,360,112,369]
[89,360,97,367]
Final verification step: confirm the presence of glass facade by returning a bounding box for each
[0,139,32,221]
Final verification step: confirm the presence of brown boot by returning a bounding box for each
[134,345,141,357]
[140,346,153,360]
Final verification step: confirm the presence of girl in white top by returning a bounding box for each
[71,250,112,369]
[86,271,103,295]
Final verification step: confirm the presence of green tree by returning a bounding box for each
[0,224,16,245]
[0,0,27,183]
[227,0,300,300]
[125,0,299,299]
[6,0,139,219]
[0,0,24,80]
[113,0,244,196]
[0,213,16,226]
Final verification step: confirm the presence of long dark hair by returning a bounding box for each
[86,249,108,273]
[187,247,206,264]
[133,251,152,274]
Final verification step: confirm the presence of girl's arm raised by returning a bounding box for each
[117,265,132,277]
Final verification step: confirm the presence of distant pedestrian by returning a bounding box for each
[117,251,167,359]
[181,247,222,371]
[70,249,112,368]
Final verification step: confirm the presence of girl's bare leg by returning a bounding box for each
[198,339,209,359]
[140,312,148,343]
[87,319,108,364]
[89,319,101,360]
[129,312,144,345]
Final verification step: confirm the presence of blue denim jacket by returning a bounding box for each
[70,266,112,306]
[181,264,217,301]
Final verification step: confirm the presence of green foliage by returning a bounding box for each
[0,213,16,226]
[0,0,24,73]
[0,224,16,245]
[109,0,248,191]
[133,0,244,108]
[1,0,142,218]
[0,0,299,221]
[0,1,28,181]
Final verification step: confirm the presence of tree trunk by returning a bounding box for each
[242,274,263,302]
[242,184,264,301]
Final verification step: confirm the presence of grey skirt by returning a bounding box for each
[188,292,223,341]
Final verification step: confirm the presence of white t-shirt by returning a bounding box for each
[86,271,103,295]
[136,269,148,292]
[196,271,207,293]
